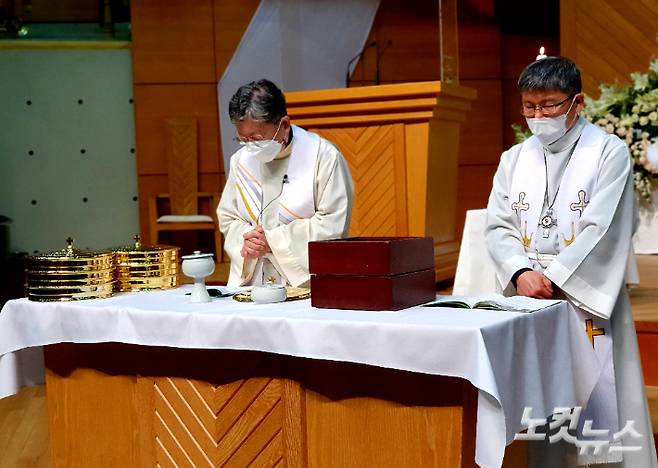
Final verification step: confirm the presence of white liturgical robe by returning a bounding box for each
[486,117,657,467]
[218,125,354,287]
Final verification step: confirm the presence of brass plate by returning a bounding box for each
[30,250,114,262]
[28,276,115,287]
[113,243,178,254]
[116,269,178,279]
[115,253,178,264]
[27,267,115,279]
[116,264,178,273]
[114,246,178,262]
[116,275,178,292]
[28,282,116,302]
[29,257,115,271]
[116,262,178,270]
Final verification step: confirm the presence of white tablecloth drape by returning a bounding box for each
[0,286,599,468]
[454,209,640,295]
[453,209,499,295]
[634,189,658,254]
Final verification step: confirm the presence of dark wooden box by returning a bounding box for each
[308,237,435,311]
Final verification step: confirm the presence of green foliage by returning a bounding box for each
[512,123,532,144]
[582,59,658,204]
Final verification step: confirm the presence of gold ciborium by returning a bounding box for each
[113,235,179,292]
[26,237,115,302]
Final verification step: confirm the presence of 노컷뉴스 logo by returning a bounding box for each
[514,407,643,455]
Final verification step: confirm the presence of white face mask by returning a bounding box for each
[525,97,577,146]
[242,120,284,163]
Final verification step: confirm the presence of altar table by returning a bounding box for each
[0,286,600,468]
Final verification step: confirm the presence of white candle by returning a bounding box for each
[536,46,547,60]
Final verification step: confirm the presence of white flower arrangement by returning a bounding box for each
[582,59,658,204]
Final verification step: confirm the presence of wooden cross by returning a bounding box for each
[585,319,605,348]
[65,237,75,256]
[570,190,589,216]
[512,192,530,214]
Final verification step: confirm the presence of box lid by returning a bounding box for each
[308,237,434,276]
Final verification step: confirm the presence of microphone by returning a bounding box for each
[345,41,376,87]
[375,40,392,85]
[257,174,288,224]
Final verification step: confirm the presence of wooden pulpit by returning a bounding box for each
[285,82,476,281]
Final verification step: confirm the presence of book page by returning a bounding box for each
[423,295,481,308]
[424,294,561,312]
[475,295,561,312]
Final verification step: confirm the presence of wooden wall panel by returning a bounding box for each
[561,0,658,97]
[138,174,223,198]
[349,0,441,86]
[456,1,502,231]
[500,79,525,150]
[458,23,501,80]
[638,330,658,387]
[133,84,220,175]
[311,125,409,237]
[455,164,498,238]
[131,0,216,84]
[457,80,503,166]
[213,0,261,81]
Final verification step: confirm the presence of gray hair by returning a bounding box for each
[228,79,288,124]
[517,56,582,95]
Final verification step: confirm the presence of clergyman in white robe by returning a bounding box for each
[218,124,354,287]
[486,115,657,467]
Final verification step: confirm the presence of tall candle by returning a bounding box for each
[536,46,547,60]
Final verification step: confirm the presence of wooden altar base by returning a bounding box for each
[44,343,478,468]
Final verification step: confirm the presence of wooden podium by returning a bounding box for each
[285,82,476,281]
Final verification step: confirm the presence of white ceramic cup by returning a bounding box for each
[251,284,287,304]
[181,251,215,303]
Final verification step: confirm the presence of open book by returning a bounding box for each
[423,294,561,313]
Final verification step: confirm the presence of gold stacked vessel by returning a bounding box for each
[113,236,179,292]
[26,238,115,302]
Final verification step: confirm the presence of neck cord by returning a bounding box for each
[257,174,288,225]
[542,144,576,213]
[255,127,294,225]
[535,143,578,268]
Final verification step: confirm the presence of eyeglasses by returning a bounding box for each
[233,120,283,145]
[233,134,268,146]
[520,94,575,117]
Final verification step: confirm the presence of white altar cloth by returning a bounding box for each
[0,286,600,468]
